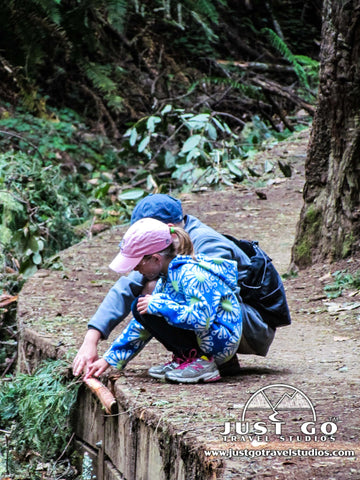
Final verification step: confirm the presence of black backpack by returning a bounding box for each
[225,235,291,329]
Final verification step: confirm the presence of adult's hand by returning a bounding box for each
[72,328,102,377]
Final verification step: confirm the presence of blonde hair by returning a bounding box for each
[159,226,196,260]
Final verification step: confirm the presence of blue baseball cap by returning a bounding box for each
[130,194,183,225]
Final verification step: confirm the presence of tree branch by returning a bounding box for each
[252,77,316,115]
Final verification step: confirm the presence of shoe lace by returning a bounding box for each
[177,349,204,370]
[163,354,186,367]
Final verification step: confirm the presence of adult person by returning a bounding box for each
[85,218,242,383]
[73,194,287,378]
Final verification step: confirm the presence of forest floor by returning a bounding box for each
[18,128,360,479]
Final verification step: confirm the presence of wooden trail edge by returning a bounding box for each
[84,377,118,415]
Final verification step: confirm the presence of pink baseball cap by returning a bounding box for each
[109,218,173,274]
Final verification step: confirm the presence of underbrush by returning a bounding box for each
[0,359,81,479]
[324,270,360,299]
[0,104,308,292]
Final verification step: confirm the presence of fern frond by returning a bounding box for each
[262,28,310,90]
[31,0,62,25]
[185,0,222,24]
[190,11,218,42]
[294,55,319,86]
[204,76,262,99]
[106,0,128,33]
[294,55,319,68]
[82,62,117,94]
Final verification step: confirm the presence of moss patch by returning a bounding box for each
[342,232,355,258]
[294,204,322,266]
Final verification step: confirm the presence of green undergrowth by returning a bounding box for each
[118,109,306,195]
[324,270,360,299]
[0,105,308,288]
[0,105,129,278]
[0,359,81,478]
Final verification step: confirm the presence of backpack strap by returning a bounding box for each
[223,233,291,328]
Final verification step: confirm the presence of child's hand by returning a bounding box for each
[84,358,109,379]
[137,294,152,314]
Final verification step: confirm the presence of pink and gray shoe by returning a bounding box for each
[164,355,221,383]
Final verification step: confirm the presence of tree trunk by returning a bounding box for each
[292,0,360,267]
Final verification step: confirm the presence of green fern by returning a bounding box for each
[262,27,310,90]
[31,0,62,25]
[190,10,218,42]
[5,0,67,81]
[82,62,117,94]
[184,0,224,24]
[157,0,223,40]
[294,54,319,82]
[106,0,128,33]
[204,76,262,99]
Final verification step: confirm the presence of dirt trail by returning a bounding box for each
[18,129,360,479]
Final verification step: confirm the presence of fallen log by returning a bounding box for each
[216,60,295,73]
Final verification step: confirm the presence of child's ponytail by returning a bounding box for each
[160,226,196,260]
[170,226,195,258]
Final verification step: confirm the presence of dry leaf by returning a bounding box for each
[0,294,18,308]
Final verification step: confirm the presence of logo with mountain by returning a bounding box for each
[240,383,316,422]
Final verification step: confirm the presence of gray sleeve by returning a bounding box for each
[191,229,235,259]
[88,271,145,339]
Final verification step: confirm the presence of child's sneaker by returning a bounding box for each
[148,356,183,379]
[165,356,220,383]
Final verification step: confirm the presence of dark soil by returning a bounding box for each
[18,128,360,479]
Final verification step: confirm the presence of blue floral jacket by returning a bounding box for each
[103,254,242,369]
